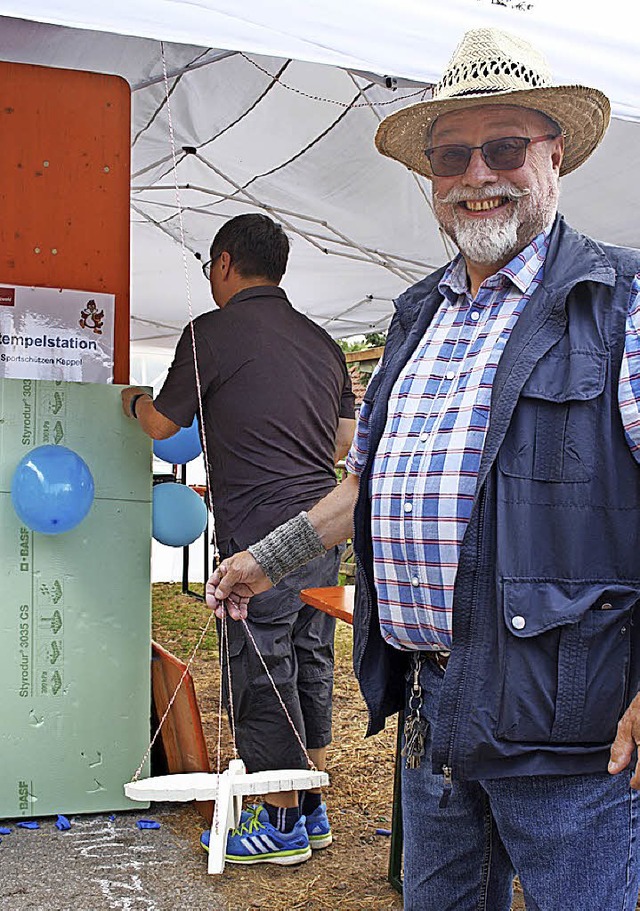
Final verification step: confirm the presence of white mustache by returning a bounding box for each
[435,185,531,204]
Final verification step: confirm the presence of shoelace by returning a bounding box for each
[229,804,264,837]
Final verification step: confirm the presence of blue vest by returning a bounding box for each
[352,216,640,779]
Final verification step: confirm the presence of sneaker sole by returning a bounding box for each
[201,839,312,866]
[309,833,333,850]
[225,847,312,866]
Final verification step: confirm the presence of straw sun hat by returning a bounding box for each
[375,28,611,178]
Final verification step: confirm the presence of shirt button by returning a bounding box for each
[404,502,413,513]
[419,432,429,442]
[511,615,526,630]
[470,311,480,321]
[446,371,455,380]
[411,576,420,587]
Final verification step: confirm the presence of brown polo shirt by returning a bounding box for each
[154,285,355,553]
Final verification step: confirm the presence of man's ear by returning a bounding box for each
[551,134,564,173]
[218,250,232,278]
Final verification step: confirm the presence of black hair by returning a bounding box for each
[209,213,290,283]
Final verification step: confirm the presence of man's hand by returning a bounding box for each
[609,692,640,787]
[205,472,359,622]
[120,387,180,439]
[205,551,272,620]
[121,386,147,418]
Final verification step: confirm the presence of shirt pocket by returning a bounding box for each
[496,579,636,745]
[498,350,606,482]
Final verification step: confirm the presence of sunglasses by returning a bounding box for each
[424,133,560,177]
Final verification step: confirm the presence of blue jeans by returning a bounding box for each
[402,657,640,911]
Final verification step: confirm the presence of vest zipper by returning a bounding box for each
[440,483,487,806]
[439,766,453,808]
[353,552,372,679]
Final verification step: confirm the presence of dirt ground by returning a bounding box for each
[152,585,528,911]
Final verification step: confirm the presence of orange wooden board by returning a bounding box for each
[0,61,131,381]
[151,640,213,822]
[300,585,354,625]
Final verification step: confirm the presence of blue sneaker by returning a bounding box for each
[305,802,332,850]
[200,805,311,866]
[237,803,261,825]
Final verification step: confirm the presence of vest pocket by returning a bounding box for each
[496,580,636,745]
[498,351,606,482]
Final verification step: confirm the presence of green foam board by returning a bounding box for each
[0,378,153,818]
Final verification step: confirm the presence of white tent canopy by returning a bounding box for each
[1,2,639,357]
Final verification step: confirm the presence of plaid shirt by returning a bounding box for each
[346,235,640,652]
[620,273,640,459]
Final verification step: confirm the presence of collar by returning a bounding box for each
[224,285,288,308]
[393,215,618,333]
[438,226,552,304]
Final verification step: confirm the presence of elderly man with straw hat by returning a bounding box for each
[208,28,640,910]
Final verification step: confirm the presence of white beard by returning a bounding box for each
[452,212,520,264]
[433,182,558,266]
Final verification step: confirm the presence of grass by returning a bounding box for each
[151,582,217,660]
[152,581,354,663]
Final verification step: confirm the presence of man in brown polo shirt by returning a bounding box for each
[122,213,355,866]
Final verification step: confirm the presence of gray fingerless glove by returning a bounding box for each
[248,511,326,585]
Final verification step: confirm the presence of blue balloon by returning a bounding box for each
[153,417,202,464]
[11,445,95,535]
[152,482,207,547]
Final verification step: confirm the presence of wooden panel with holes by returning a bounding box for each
[0,61,131,382]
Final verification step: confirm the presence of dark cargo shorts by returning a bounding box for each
[219,547,340,773]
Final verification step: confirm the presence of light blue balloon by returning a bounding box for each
[11,445,95,535]
[153,417,202,464]
[152,482,207,547]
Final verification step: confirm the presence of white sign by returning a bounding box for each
[0,285,115,383]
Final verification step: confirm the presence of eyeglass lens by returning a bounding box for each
[427,136,530,177]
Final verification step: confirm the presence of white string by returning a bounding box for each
[130,613,216,782]
[211,614,226,838]
[159,41,220,565]
[214,612,238,767]
[215,615,226,777]
[131,41,318,784]
[209,613,242,837]
[129,40,224,782]
[241,619,317,771]
[222,614,239,757]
